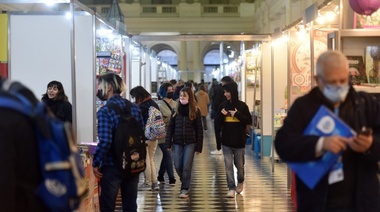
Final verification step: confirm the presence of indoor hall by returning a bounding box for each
[114,118,294,212]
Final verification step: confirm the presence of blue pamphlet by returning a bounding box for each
[288,105,356,189]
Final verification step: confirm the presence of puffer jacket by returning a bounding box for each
[165,108,203,153]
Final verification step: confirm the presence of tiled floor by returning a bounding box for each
[119,120,295,212]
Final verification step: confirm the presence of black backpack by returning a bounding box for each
[106,100,146,174]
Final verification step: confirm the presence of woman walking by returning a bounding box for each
[165,87,203,198]
[156,82,177,186]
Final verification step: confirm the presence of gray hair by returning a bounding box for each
[316,50,349,77]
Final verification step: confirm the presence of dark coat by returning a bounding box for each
[43,99,72,123]
[211,84,225,111]
[215,82,251,149]
[165,107,203,153]
[275,86,380,212]
[0,108,49,211]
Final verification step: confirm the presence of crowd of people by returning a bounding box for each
[2,50,380,212]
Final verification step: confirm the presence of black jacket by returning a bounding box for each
[211,84,225,111]
[43,99,72,123]
[215,82,251,149]
[275,86,380,212]
[165,105,203,153]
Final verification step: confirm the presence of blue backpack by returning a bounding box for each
[0,80,88,212]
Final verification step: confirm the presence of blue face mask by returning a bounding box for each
[323,84,349,103]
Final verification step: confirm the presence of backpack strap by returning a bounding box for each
[162,99,173,111]
[106,99,132,116]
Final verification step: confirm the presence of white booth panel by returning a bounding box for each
[10,14,72,101]
[261,43,273,136]
[131,60,140,89]
[75,15,95,143]
[273,42,288,111]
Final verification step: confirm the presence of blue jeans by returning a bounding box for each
[99,166,139,212]
[172,143,196,190]
[158,142,175,180]
[222,145,245,190]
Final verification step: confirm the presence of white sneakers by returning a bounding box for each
[179,189,189,198]
[226,183,243,198]
[236,183,243,194]
[210,150,222,155]
[139,183,152,191]
[226,190,235,198]
[152,182,159,191]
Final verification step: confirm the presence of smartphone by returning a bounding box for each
[360,127,372,136]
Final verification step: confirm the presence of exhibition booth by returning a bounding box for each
[0,0,172,210]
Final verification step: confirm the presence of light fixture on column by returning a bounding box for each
[106,0,126,34]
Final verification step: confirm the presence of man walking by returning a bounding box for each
[215,81,251,198]
[275,51,380,211]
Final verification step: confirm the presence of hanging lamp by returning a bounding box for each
[349,0,380,15]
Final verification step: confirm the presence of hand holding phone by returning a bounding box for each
[349,126,373,153]
[359,127,372,136]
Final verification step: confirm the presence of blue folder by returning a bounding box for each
[287,105,356,189]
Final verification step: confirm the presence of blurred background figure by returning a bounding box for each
[195,84,210,131]
[173,79,184,100]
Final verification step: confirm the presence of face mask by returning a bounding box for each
[323,84,349,103]
[180,99,189,105]
[96,89,107,101]
[166,91,174,99]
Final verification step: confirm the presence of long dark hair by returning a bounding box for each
[41,80,68,102]
[130,86,151,104]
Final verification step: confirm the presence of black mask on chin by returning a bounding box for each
[96,89,107,101]
[166,91,174,99]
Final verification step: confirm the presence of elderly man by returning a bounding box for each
[275,50,380,212]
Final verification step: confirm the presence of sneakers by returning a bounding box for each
[210,150,222,155]
[139,183,152,191]
[169,178,176,186]
[226,190,235,198]
[179,189,189,198]
[236,183,243,194]
[152,182,159,191]
[157,176,165,184]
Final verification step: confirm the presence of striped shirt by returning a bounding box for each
[92,95,144,168]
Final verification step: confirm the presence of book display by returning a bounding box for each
[96,36,123,76]
[365,46,380,84]
[347,55,367,84]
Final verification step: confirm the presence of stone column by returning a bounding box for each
[179,41,187,80]
[192,41,201,82]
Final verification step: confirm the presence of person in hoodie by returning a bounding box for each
[130,86,161,191]
[215,81,251,198]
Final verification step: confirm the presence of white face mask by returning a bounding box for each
[323,84,349,103]
[180,99,189,105]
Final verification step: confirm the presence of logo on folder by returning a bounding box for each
[317,116,335,134]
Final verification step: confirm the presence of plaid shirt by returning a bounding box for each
[92,95,144,168]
